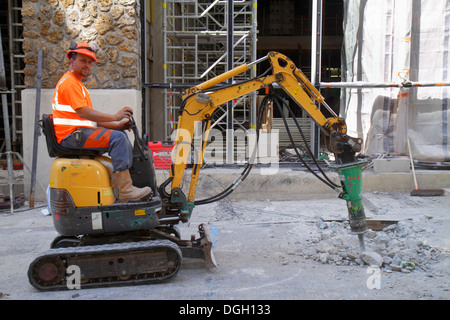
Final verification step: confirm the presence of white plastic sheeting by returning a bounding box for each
[341,0,450,161]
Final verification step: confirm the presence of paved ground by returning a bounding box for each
[0,188,449,303]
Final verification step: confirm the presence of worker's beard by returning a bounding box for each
[69,66,92,81]
[80,67,91,78]
[83,73,93,81]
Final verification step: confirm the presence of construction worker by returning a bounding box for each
[51,41,151,202]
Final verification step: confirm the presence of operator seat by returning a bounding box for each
[40,114,102,158]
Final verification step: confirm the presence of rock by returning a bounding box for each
[401,268,412,273]
[374,232,391,246]
[383,224,397,232]
[395,221,413,237]
[319,253,329,264]
[390,265,403,272]
[365,229,377,239]
[95,13,113,35]
[383,256,392,265]
[386,240,402,257]
[397,248,420,263]
[329,254,343,264]
[346,251,359,261]
[21,4,35,17]
[354,258,364,266]
[317,220,328,229]
[360,251,384,267]
[317,240,338,255]
[392,254,402,266]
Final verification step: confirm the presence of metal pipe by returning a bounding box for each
[196,64,249,92]
[247,55,268,68]
[250,0,258,130]
[226,0,234,165]
[200,34,248,79]
[145,79,450,91]
[29,49,43,208]
[311,0,323,160]
[320,81,450,89]
[321,100,339,118]
[163,0,168,138]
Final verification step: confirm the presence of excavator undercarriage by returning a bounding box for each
[28,224,215,291]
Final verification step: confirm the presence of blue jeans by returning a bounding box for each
[60,127,133,172]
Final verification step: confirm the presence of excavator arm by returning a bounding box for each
[159,52,367,249]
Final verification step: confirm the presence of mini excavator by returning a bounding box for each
[28,52,368,291]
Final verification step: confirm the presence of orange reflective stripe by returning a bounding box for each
[83,129,113,148]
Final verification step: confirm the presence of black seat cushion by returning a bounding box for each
[41,114,102,158]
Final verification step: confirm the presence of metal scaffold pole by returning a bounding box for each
[0,28,44,213]
[226,0,234,164]
[310,0,323,160]
[0,28,16,214]
[161,0,257,151]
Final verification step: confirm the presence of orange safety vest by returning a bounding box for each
[52,71,97,143]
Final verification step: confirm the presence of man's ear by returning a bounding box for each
[68,53,77,67]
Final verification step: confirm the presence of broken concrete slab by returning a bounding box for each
[360,251,384,267]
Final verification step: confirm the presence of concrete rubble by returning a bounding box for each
[304,216,444,273]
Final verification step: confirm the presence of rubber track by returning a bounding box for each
[28,240,182,291]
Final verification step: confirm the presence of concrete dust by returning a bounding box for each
[0,190,449,300]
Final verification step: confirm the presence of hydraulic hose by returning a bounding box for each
[194,94,273,205]
[195,92,342,205]
[272,95,341,190]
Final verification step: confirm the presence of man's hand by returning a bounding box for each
[114,107,133,121]
[117,118,132,131]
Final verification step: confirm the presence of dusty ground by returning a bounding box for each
[0,189,449,301]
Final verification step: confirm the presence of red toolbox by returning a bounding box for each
[148,141,175,170]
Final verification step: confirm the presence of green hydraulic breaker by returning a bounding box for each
[331,161,369,251]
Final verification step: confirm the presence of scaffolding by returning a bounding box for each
[5,0,24,153]
[162,0,258,160]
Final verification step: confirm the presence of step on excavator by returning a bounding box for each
[28,52,368,291]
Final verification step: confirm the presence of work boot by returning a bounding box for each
[112,169,152,202]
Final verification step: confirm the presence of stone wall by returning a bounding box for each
[21,0,141,90]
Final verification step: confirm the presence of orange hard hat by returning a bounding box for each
[66,42,98,62]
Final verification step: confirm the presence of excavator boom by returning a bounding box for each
[160,52,368,250]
